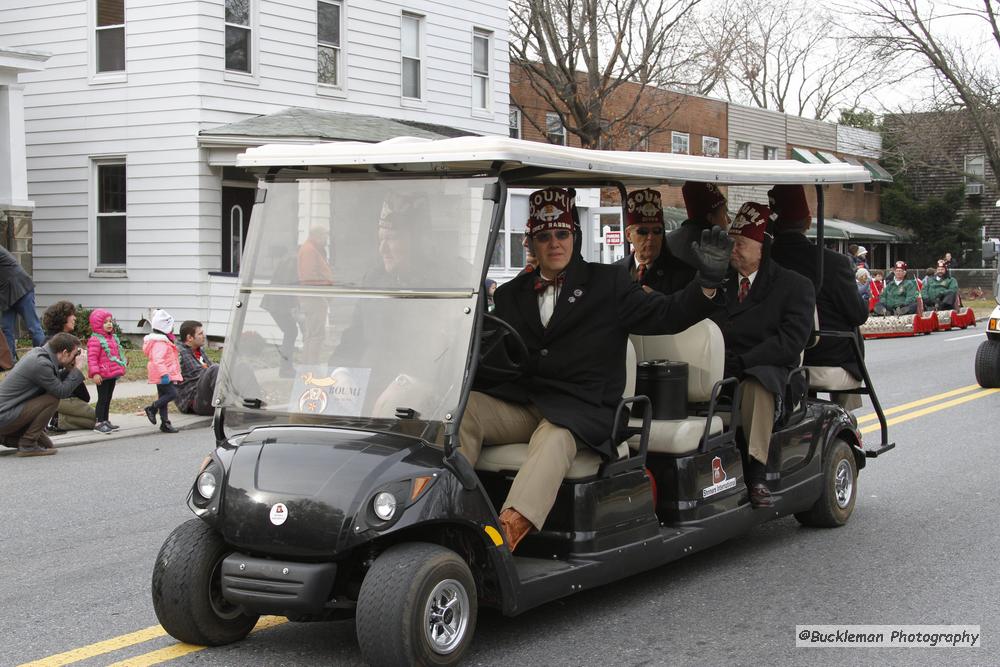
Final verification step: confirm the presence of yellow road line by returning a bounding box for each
[856,383,981,423]
[17,625,168,667]
[103,616,288,667]
[860,388,1000,434]
[17,616,287,667]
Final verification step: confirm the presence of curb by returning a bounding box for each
[0,417,213,455]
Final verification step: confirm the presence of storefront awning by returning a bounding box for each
[791,147,824,164]
[861,159,893,182]
[804,218,913,242]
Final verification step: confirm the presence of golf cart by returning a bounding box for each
[151,137,894,666]
[974,270,1000,387]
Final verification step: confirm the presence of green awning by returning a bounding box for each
[792,147,824,164]
[862,159,893,183]
[815,150,843,164]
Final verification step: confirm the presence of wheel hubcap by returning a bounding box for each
[424,579,469,655]
[834,459,854,509]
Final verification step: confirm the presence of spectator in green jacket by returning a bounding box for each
[874,260,919,316]
[922,259,959,311]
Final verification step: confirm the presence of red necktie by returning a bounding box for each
[738,276,750,303]
[636,263,646,282]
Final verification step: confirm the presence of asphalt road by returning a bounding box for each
[2,327,998,667]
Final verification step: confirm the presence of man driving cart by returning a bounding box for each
[459,187,733,551]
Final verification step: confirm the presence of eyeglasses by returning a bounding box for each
[533,229,572,243]
[632,227,664,237]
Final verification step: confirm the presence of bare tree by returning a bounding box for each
[850,0,1000,190]
[510,0,720,149]
[703,0,890,120]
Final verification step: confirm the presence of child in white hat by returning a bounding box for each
[142,309,182,433]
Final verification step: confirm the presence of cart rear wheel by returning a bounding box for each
[975,339,1000,388]
[356,542,477,667]
[151,518,259,646]
[795,439,857,528]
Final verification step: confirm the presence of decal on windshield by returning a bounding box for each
[291,367,372,417]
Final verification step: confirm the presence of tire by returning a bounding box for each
[151,518,259,646]
[356,543,477,667]
[975,339,1000,388]
[795,439,857,528]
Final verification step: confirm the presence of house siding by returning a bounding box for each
[726,104,786,207]
[2,0,509,336]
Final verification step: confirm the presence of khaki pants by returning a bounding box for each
[739,378,775,465]
[58,397,97,430]
[0,394,58,446]
[458,391,577,530]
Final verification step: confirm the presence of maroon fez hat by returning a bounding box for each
[682,181,727,221]
[768,184,811,226]
[625,189,665,227]
[526,187,574,236]
[728,202,770,244]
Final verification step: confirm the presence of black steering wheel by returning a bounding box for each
[477,313,530,384]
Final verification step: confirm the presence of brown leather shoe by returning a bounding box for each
[498,508,534,552]
[749,482,773,508]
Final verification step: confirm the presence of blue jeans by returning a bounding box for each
[2,290,46,360]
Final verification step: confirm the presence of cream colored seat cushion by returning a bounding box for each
[474,442,630,480]
[630,320,724,402]
[807,366,862,391]
[627,415,724,455]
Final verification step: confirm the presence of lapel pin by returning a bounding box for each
[573,289,583,297]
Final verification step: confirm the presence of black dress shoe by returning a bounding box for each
[749,482,774,508]
[160,421,179,434]
[44,426,67,435]
[143,405,157,425]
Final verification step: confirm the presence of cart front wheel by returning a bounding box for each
[151,518,259,646]
[795,439,857,528]
[356,542,477,667]
[975,339,1000,388]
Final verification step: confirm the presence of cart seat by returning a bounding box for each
[472,341,637,480]
[627,319,726,455]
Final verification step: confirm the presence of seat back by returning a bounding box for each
[629,319,724,402]
[625,338,637,397]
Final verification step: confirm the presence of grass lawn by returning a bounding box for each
[963,298,997,316]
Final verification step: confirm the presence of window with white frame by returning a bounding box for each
[95,161,126,266]
[472,29,491,110]
[735,141,749,159]
[763,145,778,160]
[702,136,721,158]
[317,0,343,87]
[96,0,125,73]
[965,154,985,182]
[509,108,522,139]
[225,0,252,73]
[490,194,528,270]
[545,112,566,145]
[401,13,423,99]
[672,131,690,154]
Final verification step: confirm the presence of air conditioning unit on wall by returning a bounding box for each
[965,182,984,196]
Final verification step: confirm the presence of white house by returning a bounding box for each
[0,0,510,336]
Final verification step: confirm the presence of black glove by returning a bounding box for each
[691,227,733,289]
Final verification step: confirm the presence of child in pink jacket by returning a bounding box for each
[87,308,128,434]
[142,309,182,433]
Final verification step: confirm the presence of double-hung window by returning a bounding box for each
[96,0,125,73]
[965,155,985,183]
[509,108,522,139]
[545,113,566,145]
[472,29,491,110]
[401,13,423,99]
[702,136,721,157]
[763,145,779,160]
[96,161,127,267]
[317,0,343,87]
[225,0,252,73]
[735,141,750,159]
[672,132,690,155]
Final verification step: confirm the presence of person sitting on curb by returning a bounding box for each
[922,259,959,311]
[175,320,218,416]
[0,333,85,456]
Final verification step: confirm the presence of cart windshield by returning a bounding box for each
[217,176,495,436]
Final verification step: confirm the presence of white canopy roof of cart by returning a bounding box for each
[237,136,871,186]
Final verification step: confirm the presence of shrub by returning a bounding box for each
[74,305,132,349]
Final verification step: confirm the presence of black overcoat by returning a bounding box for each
[771,232,869,378]
[710,247,816,397]
[614,219,710,295]
[484,257,715,458]
[0,246,35,312]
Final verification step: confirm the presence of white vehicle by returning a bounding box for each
[974,271,1000,387]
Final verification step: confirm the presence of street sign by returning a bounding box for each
[604,230,622,246]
